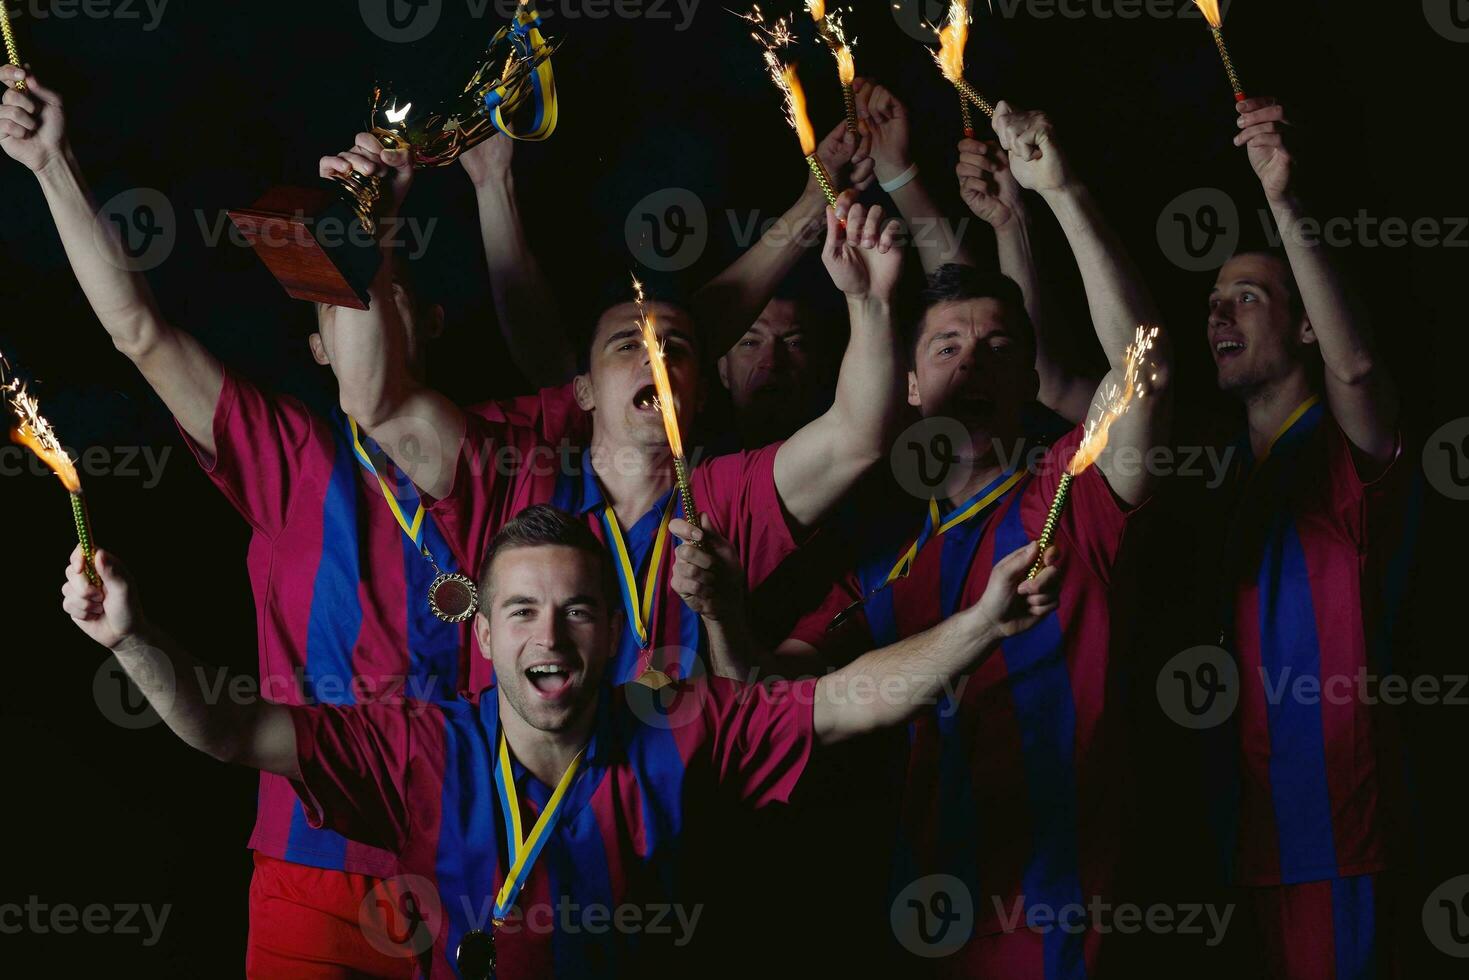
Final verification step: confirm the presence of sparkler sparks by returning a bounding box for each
[806,1,858,132]
[1027,326,1160,579]
[632,277,702,540]
[2,354,99,585]
[930,0,994,125]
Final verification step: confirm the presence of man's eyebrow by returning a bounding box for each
[604,328,641,347]
[926,329,963,346]
[564,594,603,607]
[500,595,540,608]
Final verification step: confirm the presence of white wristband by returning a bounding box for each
[879,163,919,193]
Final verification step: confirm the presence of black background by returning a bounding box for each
[1,0,1465,975]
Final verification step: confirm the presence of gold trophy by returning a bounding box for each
[229,3,559,309]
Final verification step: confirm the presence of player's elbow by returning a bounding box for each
[1327,353,1378,389]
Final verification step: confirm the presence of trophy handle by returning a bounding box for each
[326,167,386,237]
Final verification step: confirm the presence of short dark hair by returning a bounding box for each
[905,264,1035,364]
[577,289,700,374]
[476,505,618,607]
[1235,248,1307,324]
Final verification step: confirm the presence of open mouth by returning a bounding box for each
[525,663,575,699]
[951,388,995,418]
[633,385,659,412]
[1214,339,1246,359]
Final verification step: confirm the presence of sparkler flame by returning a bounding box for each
[2,356,81,492]
[807,2,856,85]
[740,7,817,154]
[1067,326,1159,476]
[1192,0,1224,29]
[632,277,686,460]
[781,62,818,155]
[933,0,971,85]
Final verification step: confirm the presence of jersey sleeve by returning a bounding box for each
[177,367,330,537]
[689,442,804,593]
[287,702,422,854]
[781,569,873,667]
[1323,421,1411,553]
[1025,423,1149,587]
[465,381,590,448]
[672,676,819,808]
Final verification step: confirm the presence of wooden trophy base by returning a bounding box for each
[227,186,382,310]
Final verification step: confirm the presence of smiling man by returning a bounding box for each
[1201,97,1418,980]
[62,504,1062,978]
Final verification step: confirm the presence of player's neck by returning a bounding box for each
[587,435,676,526]
[498,694,595,789]
[944,457,1007,511]
[1243,371,1317,459]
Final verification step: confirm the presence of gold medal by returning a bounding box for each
[455,928,496,979]
[635,668,674,690]
[428,570,479,624]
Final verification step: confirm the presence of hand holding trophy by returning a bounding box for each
[229,2,559,309]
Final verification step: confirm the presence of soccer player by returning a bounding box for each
[61,503,1062,978]
[3,67,507,977]
[319,138,908,690]
[778,102,1172,977]
[1204,96,1414,979]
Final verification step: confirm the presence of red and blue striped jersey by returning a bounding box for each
[1216,401,1419,886]
[788,424,1146,974]
[180,370,475,877]
[288,677,817,978]
[432,406,802,690]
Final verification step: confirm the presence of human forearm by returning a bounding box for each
[814,605,998,744]
[1040,185,1160,369]
[109,631,298,777]
[692,189,827,360]
[887,177,972,273]
[474,172,575,386]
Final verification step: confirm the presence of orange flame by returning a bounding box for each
[781,62,818,156]
[805,0,825,20]
[632,277,686,460]
[1067,326,1160,476]
[834,38,855,86]
[1192,0,1224,29]
[2,360,82,492]
[808,2,856,85]
[933,0,970,84]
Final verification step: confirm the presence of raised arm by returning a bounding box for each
[1238,96,1397,461]
[815,542,1058,744]
[62,547,298,777]
[858,80,973,274]
[315,136,467,500]
[0,68,221,451]
[996,102,1171,506]
[773,201,906,530]
[459,135,576,387]
[691,117,874,361]
[956,137,1095,424]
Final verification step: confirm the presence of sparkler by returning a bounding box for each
[1192,0,1245,103]
[0,0,26,92]
[740,6,840,211]
[805,1,858,135]
[1028,326,1159,579]
[931,0,993,131]
[2,355,98,585]
[632,277,702,545]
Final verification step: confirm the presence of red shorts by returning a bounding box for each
[1246,873,1403,980]
[246,853,421,979]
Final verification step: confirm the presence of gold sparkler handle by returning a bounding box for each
[960,98,975,139]
[805,153,840,210]
[1027,471,1073,580]
[842,83,858,135]
[672,456,703,551]
[955,79,995,120]
[70,491,100,586]
[1,1,26,92]
[1211,26,1245,102]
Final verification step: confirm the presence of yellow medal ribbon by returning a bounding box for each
[884,468,1029,585]
[601,500,674,649]
[1260,394,1322,465]
[350,417,428,551]
[493,733,586,924]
